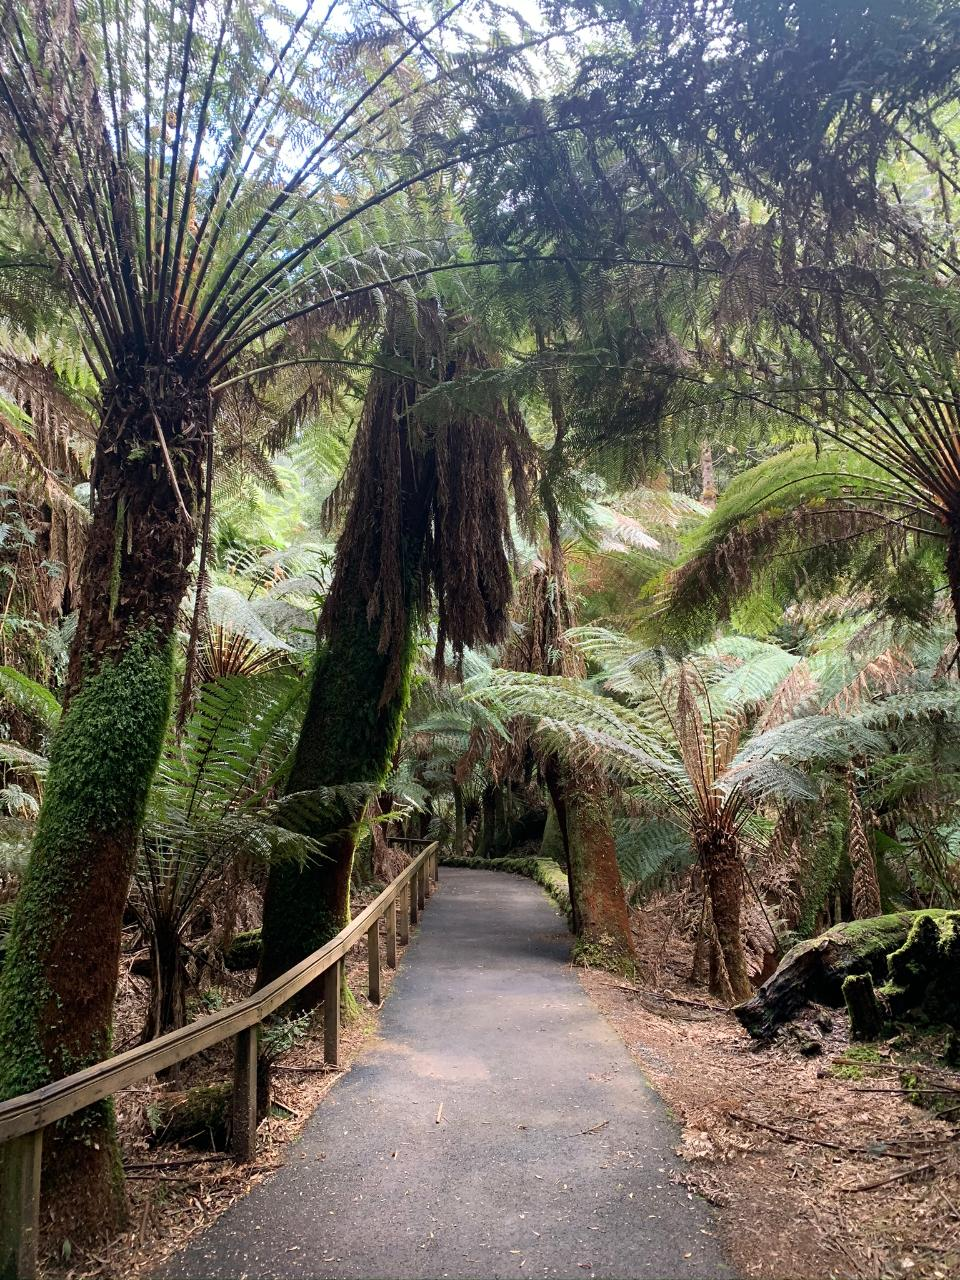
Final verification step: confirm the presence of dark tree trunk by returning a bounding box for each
[477,785,497,860]
[143,918,189,1042]
[453,785,465,857]
[0,371,205,1241]
[257,612,416,989]
[258,371,435,992]
[699,828,752,1003]
[947,526,960,654]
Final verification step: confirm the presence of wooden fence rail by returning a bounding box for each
[0,843,440,1280]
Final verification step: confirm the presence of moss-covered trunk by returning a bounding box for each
[546,760,635,965]
[0,375,204,1241]
[258,368,435,990]
[257,612,417,986]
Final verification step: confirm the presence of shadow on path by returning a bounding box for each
[163,868,734,1280]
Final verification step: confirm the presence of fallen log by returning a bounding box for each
[734,911,948,1041]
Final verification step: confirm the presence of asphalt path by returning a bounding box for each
[163,867,734,1280]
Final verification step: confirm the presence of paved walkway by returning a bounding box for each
[164,868,733,1280]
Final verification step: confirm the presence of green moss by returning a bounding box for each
[259,612,417,981]
[108,499,125,623]
[221,929,262,972]
[880,911,960,1027]
[0,629,173,1100]
[830,1063,864,1080]
[572,934,637,978]
[148,1082,233,1150]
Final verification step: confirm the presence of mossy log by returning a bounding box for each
[148,1082,233,1151]
[221,929,262,972]
[735,911,948,1040]
[842,972,887,1041]
[881,911,960,1027]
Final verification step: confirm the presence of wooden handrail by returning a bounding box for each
[0,842,440,1280]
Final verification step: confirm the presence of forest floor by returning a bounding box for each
[583,895,960,1280]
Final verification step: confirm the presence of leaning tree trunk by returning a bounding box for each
[257,608,418,987]
[698,827,752,1003]
[0,371,205,1240]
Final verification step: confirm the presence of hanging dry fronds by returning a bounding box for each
[320,304,534,703]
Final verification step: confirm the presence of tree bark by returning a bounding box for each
[544,757,634,963]
[257,611,416,989]
[0,373,205,1240]
[258,367,435,991]
[846,765,881,919]
[699,827,752,1002]
[142,918,189,1043]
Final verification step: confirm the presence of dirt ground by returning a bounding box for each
[580,898,960,1280]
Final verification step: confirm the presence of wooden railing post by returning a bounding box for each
[409,873,419,926]
[417,864,426,911]
[367,921,381,1005]
[385,892,398,968]
[0,1129,42,1280]
[324,961,340,1067]
[433,849,439,883]
[399,883,410,945]
[230,1025,258,1162]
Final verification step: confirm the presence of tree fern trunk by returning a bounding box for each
[0,379,204,1241]
[258,382,436,988]
[947,526,960,653]
[846,765,882,919]
[453,785,465,857]
[257,611,416,988]
[544,758,634,964]
[143,917,189,1043]
[699,828,752,1002]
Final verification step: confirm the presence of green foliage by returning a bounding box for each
[0,665,61,732]
[654,446,916,649]
[614,820,694,894]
